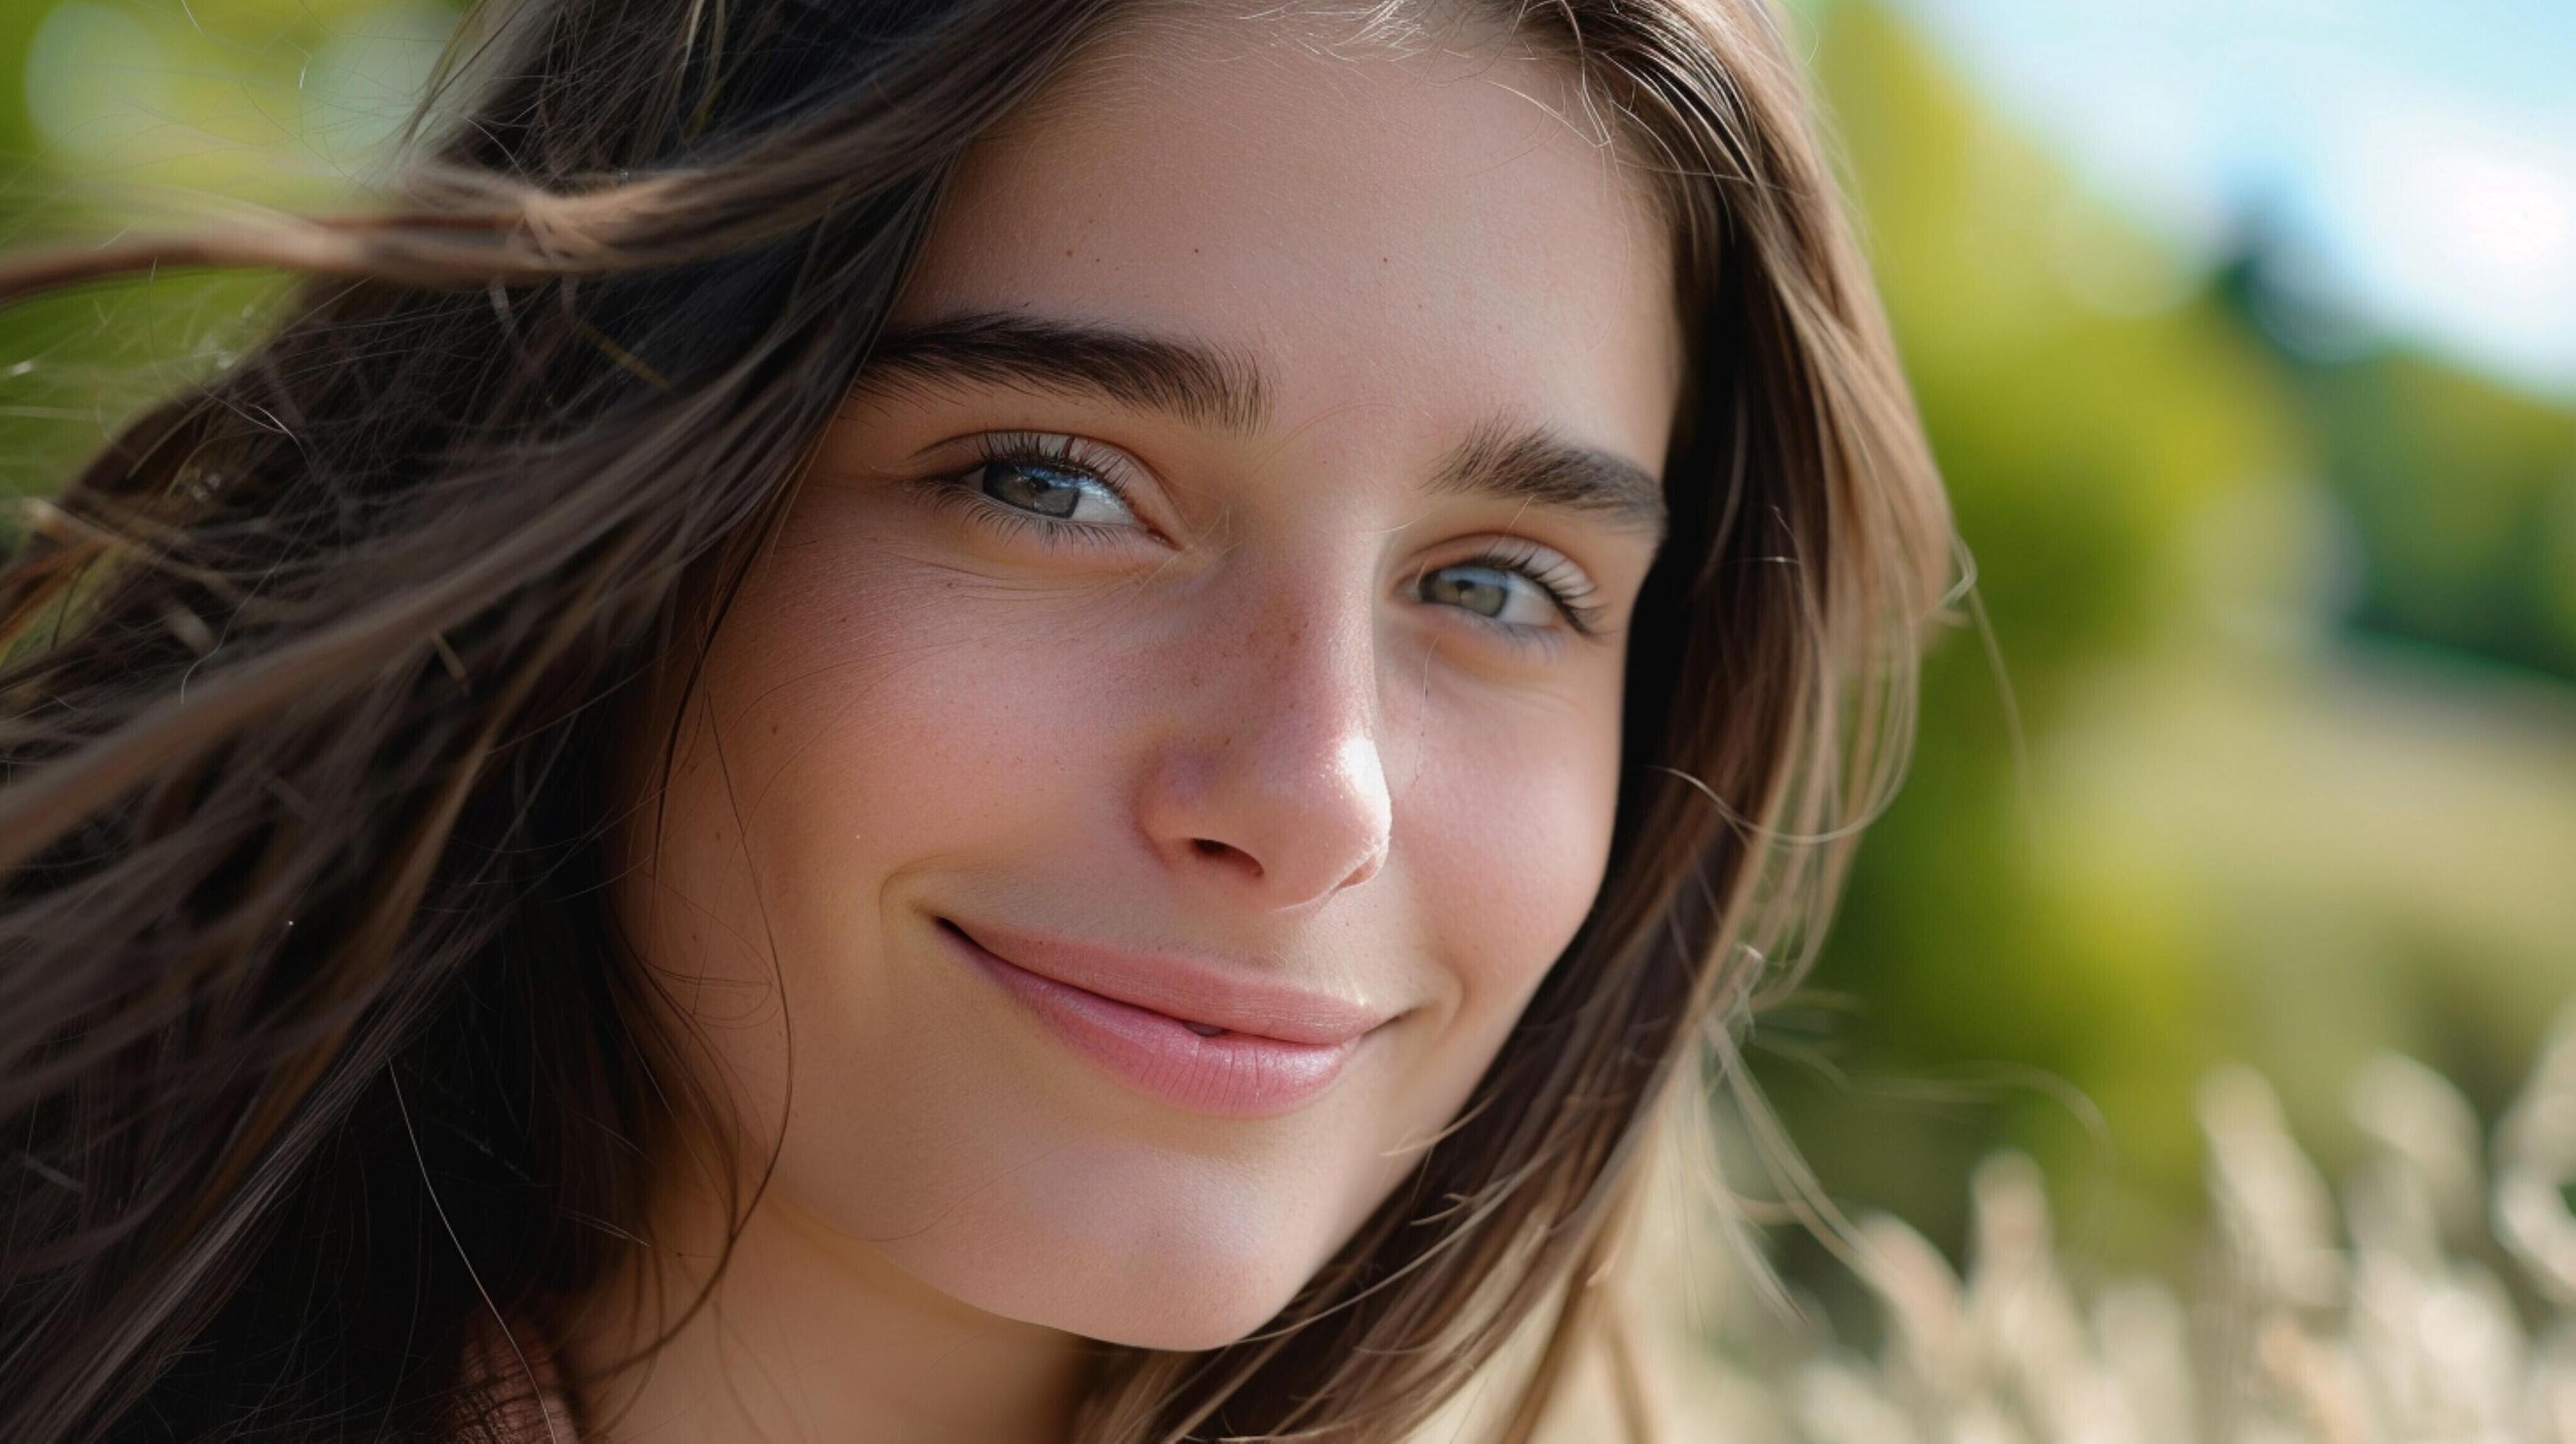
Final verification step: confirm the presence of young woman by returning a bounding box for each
[0,0,1953,1438]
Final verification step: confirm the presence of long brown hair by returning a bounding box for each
[0,0,1952,1438]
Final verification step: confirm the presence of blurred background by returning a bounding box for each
[1763,0,2576,1334]
[1,0,2569,1431]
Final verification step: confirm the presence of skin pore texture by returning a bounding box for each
[580,12,1685,1441]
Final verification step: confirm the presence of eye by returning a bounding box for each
[971,455,1137,527]
[923,431,1157,544]
[1418,563,1556,627]
[1416,538,1607,637]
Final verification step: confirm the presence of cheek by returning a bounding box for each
[1408,696,1621,988]
[714,519,1136,878]
[608,511,1131,1112]
[1380,684,1624,1108]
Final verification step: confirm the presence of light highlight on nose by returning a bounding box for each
[1135,610,1394,913]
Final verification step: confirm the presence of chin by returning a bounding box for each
[1034,1284,1299,1354]
[857,1141,1357,1351]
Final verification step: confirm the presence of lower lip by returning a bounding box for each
[938,921,1364,1119]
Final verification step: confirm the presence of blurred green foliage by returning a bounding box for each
[0,0,452,511]
[1,0,2569,1333]
[1763,0,2576,1319]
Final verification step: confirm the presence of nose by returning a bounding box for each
[1133,582,1393,912]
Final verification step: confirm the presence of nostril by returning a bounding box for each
[1190,837,1259,874]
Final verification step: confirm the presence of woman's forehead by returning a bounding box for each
[888,10,1685,476]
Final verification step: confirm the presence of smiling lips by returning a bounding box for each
[936,916,1391,1118]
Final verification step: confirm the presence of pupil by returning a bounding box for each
[982,460,1082,519]
[1423,565,1509,617]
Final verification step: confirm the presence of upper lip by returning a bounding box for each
[941,916,1394,1045]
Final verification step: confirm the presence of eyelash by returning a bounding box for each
[921,432,1607,640]
[1442,536,1607,638]
[913,432,1154,548]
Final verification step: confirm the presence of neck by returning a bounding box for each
[561,1182,1091,1443]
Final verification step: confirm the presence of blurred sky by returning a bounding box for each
[1884,0,2576,397]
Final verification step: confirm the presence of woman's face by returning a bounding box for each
[617,15,1682,1350]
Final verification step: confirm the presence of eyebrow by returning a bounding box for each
[860,312,1666,538]
[1431,420,1668,541]
[860,312,1271,433]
